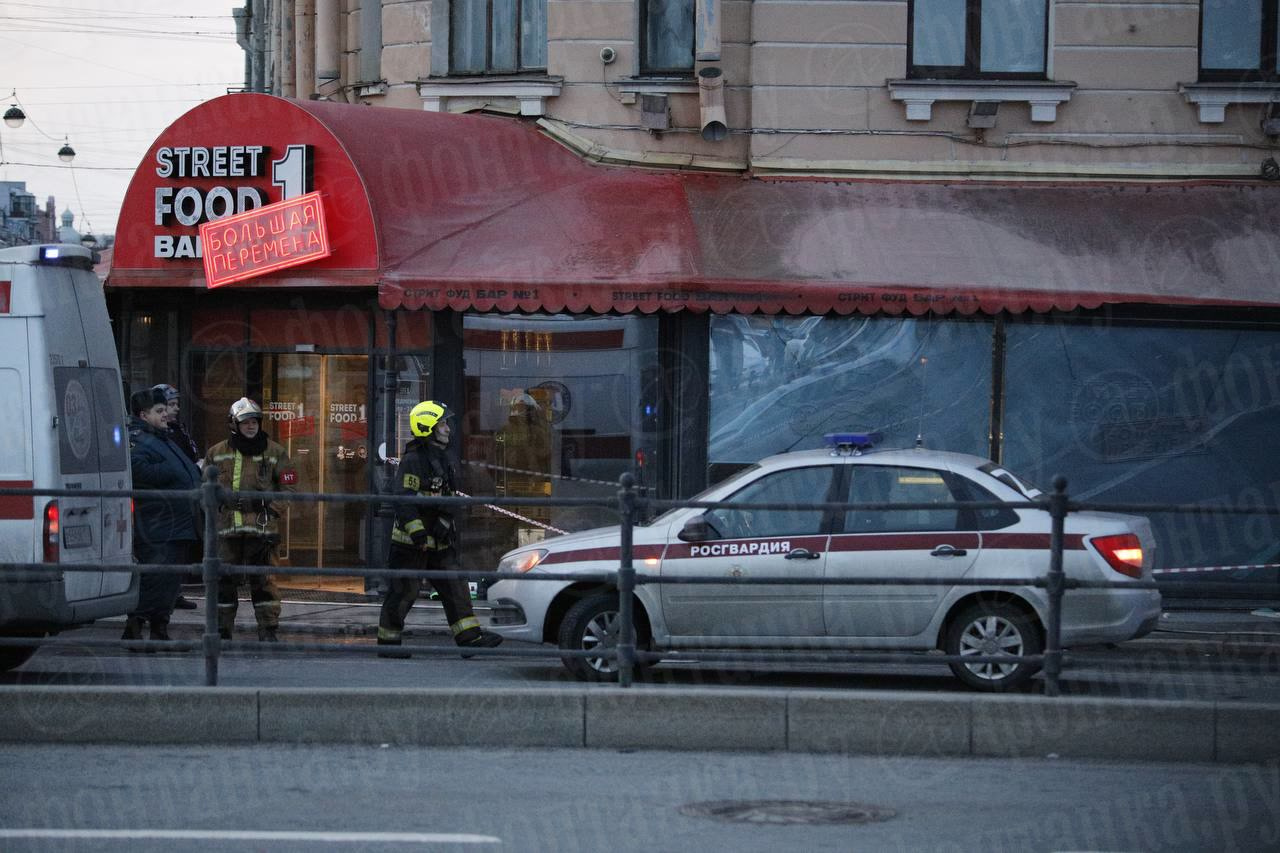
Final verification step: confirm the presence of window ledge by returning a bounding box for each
[887,79,1076,122]
[616,77,699,96]
[1179,82,1280,123]
[417,76,563,116]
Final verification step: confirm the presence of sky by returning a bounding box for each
[1,0,245,240]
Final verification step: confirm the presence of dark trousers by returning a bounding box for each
[379,545,479,642]
[130,540,191,625]
[216,535,282,633]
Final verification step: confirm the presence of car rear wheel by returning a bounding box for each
[945,601,1042,691]
[558,593,647,682]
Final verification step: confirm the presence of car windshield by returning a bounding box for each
[977,462,1043,498]
[645,463,763,526]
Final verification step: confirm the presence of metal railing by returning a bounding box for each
[2,469,1278,695]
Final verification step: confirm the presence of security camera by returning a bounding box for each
[599,46,617,65]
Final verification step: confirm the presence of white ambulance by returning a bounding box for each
[0,243,137,672]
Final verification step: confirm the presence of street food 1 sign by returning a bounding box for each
[199,192,331,288]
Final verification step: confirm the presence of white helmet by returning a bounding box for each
[229,397,263,423]
[510,392,539,412]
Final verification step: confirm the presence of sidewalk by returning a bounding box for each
[137,589,1280,643]
[149,588,475,638]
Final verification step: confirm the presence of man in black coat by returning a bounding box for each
[152,383,200,610]
[123,388,202,643]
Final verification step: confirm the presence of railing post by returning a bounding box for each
[1044,475,1068,697]
[617,472,637,688]
[201,465,223,686]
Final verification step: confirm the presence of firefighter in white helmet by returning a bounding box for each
[378,400,502,657]
[203,397,299,642]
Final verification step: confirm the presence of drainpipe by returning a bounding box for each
[315,0,340,97]
[296,0,316,99]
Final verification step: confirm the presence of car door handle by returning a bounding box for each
[930,545,967,557]
[785,548,822,560]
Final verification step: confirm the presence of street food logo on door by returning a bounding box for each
[152,143,313,259]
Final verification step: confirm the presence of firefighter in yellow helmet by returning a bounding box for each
[378,400,502,657]
[203,397,298,642]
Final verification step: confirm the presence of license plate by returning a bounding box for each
[62,524,92,549]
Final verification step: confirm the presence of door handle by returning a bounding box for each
[930,545,967,557]
[785,548,821,560]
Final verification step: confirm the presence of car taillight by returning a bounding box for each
[1090,533,1143,578]
[43,500,59,564]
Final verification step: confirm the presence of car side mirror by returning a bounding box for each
[678,516,716,542]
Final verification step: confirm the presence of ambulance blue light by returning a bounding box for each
[39,246,61,261]
[825,432,882,450]
[113,425,123,445]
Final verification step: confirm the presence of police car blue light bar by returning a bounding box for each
[824,432,883,449]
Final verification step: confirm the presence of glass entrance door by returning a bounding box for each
[262,353,369,591]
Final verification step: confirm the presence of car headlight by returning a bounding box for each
[497,548,549,574]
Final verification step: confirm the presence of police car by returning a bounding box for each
[485,434,1161,690]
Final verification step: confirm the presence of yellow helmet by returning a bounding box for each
[409,400,451,437]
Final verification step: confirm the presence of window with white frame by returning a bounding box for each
[1199,0,1279,81]
[641,0,695,75]
[908,0,1049,79]
[449,0,547,74]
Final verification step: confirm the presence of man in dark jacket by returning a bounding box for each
[152,383,200,610]
[377,400,502,657]
[123,388,202,643]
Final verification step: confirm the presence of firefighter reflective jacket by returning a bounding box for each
[390,438,457,551]
[204,436,298,539]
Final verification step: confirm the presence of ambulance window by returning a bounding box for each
[708,465,834,538]
[0,368,29,477]
[54,367,98,475]
[90,369,127,472]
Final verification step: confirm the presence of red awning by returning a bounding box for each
[110,94,1280,315]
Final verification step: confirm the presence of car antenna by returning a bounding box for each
[915,355,928,448]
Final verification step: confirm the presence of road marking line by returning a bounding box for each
[0,829,500,844]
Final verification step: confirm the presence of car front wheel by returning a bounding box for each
[558,593,647,682]
[945,601,1042,691]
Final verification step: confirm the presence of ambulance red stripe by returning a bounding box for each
[0,480,34,520]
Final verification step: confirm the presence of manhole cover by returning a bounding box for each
[679,800,896,825]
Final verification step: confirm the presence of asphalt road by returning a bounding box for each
[0,743,1277,852]
[5,623,1280,703]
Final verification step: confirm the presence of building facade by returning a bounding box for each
[106,3,1280,600]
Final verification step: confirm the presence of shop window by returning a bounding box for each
[446,0,547,74]
[1002,321,1280,580]
[708,315,993,478]
[461,313,659,568]
[1199,0,1279,81]
[124,309,180,396]
[642,0,695,75]
[909,0,1048,78]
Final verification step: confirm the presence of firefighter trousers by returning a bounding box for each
[216,535,282,635]
[378,544,481,644]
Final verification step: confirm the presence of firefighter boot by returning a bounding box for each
[258,627,279,643]
[376,628,411,658]
[456,626,503,658]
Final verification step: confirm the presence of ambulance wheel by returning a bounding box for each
[558,593,648,682]
[945,601,1042,691]
[0,642,38,673]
